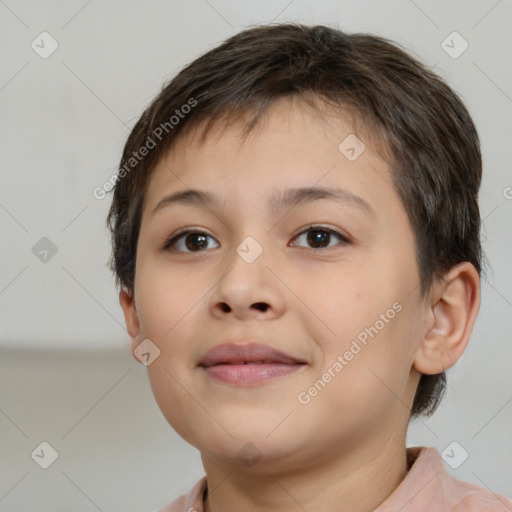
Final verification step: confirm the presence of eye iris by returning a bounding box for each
[307,229,330,248]
[186,233,208,251]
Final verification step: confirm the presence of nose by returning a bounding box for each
[208,243,287,322]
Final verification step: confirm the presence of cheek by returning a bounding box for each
[146,362,207,449]
[297,309,415,435]
[304,263,383,341]
[136,261,204,339]
[306,261,415,380]
[138,268,209,442]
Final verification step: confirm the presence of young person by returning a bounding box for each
[107,23,512,511]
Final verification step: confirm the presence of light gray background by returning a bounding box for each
[1,0,511,510]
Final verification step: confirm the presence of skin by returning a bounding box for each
[119,97,480,512]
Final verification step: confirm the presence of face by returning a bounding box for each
[121,98,428,472]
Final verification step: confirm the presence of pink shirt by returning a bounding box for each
[158,446,512,511]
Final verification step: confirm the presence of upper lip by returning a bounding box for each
[198,342,306,367]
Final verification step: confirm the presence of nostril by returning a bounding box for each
[220,303,231,313]
[252,302,269,312]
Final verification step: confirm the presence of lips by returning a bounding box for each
[198,342,305,367]
[198,342,307,386]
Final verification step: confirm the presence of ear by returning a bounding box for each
[119,287,144,361]
[413,262,481,375]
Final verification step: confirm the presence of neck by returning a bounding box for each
[202,429,409,512]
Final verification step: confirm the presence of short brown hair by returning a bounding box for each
[106,23,484,417]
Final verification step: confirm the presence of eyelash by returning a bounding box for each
[163,224,351,252]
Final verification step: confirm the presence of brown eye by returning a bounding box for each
[164,230,219,252]
[292,226,349,249]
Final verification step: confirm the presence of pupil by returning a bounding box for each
[186,233,208,251]
[307,230,329,248]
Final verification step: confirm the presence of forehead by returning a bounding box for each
[170,96,380,157]
[142,97,398,220]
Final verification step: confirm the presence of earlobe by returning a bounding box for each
[119,287,144,357]
[413,262,481,375]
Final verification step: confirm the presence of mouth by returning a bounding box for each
[198,342,307,386]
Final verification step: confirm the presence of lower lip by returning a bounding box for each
[202,363,304,385]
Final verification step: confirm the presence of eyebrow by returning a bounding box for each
[152,186,375,218]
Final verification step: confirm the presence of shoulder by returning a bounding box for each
[153,494,186,512]
[420,447,512,511]
[392,447,512,512]
[155,476,207,512]
[448,476,512,511]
